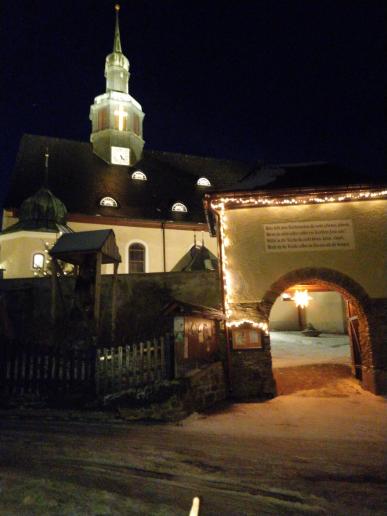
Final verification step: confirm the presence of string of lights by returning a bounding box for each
[211,189,387,211]
[212,187,387,333]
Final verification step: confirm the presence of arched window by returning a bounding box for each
[131,170,147,181]
[32,252,45,269]
[197,177,211,187]
[171,202,188,213]
[128,243,146,273]
[100,196,118,207]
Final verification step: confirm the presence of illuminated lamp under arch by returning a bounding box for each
[171,202,188,213]
[131,170,147,181]
[99,196,119,208]
[197,177,211,187]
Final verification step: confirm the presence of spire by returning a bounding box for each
[113,4,122,53]
[104,3,130,93]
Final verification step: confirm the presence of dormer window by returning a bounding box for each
[171,202,188,213]
[131,170,147,181]
[100,196,118,207]
[197,177,211,187]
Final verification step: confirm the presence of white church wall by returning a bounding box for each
[0,218,218,278]
[68,221,218,274]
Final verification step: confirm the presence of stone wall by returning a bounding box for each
[0,271,221,344]
[229,335,276,400]
[186,361,227,410]
[364,298,387,393]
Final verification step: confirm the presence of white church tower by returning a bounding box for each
[90,4,145,166]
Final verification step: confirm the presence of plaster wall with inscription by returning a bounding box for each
[225,199,387,302]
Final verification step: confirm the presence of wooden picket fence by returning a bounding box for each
[96,336,172,395]
[0,335,173,399]
[0,345,96,398]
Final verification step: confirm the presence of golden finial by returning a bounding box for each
[115,4,120,12]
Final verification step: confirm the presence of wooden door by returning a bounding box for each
[346,300,362,380]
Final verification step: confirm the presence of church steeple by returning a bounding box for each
[105,4,130,94]
[90,4,145,166]
[113,4,122,53]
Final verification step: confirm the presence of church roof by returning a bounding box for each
[219,162,384,193]
[5,134,251,224]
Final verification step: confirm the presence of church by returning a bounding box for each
[0,5,248,279]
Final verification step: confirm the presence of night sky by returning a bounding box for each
[1,0,385,207]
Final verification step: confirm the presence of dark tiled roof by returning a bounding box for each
[171,245,218,272]
[223,162,384,192]
[5,134,252,223]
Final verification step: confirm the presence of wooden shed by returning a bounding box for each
[162,300,225,377]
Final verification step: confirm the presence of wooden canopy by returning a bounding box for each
[50,229,121,265]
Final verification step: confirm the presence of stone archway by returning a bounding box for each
[259,267,379,393]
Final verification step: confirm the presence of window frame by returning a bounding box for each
[127,241,148,274]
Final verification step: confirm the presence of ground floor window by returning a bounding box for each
[128,243,146,273]
[32,252,45,270]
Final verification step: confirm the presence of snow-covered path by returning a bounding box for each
[270,331,351,368]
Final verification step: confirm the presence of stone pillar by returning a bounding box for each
[229,334,276,399]
[364,297,387,394]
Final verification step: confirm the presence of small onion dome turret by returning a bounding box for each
[1,187,72,235]
[20,187,68,228]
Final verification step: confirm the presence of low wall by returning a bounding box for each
[0,271,221,344]
[107,362,228,421]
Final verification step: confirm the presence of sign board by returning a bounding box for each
[264,220,355,253]
[232,328,263,350]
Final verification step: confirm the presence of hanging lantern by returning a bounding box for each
[292,289,312,309]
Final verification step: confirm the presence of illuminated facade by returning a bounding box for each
[1,5,250,279]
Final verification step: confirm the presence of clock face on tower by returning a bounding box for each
[111,146,130,165]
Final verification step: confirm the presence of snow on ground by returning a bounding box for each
[179,331,387,444]
[270,330,351,367]
[179,384,387,442]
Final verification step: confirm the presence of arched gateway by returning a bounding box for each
[260,267,376,393]
[205,181,387,399]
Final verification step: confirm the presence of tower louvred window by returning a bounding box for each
[98,108,108,130]
[133,114,140,135]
